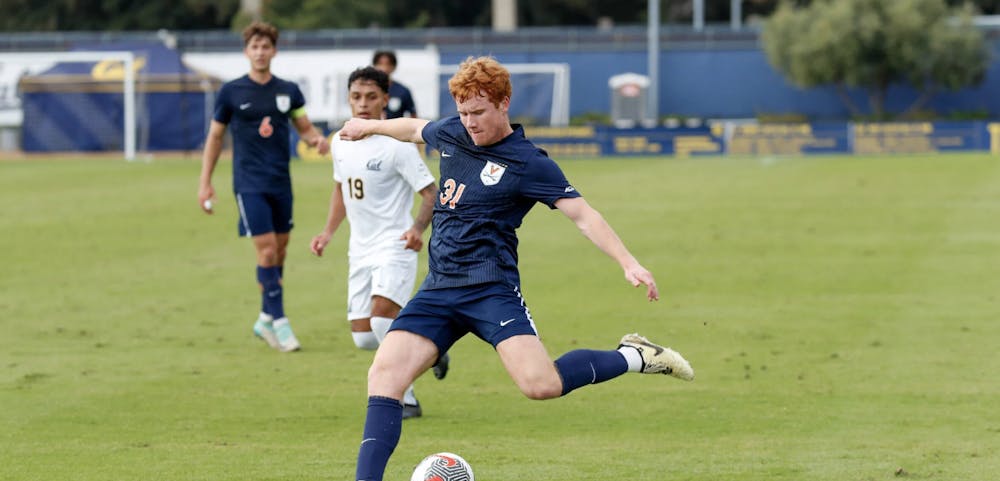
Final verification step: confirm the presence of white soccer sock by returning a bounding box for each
[618,346,643,373]
[403,385,418,406]
[370,316,393,344]
[352,331,379,350]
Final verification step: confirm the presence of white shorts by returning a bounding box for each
[346,251,418,321]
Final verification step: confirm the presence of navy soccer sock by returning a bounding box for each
[256,265,284,319]
[554,349,629,396]
[356,396,403,481]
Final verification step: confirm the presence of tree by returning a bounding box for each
[256,0,386,29]
[761,0,988,118]
[0,0,239,31]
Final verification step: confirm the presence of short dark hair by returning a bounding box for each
[372,50,398,67]
[242,21,278,46]
[348,66,390,94]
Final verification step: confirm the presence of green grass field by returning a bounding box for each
[2,152,999,481]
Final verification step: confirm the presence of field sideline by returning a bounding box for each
[2,153,998,480]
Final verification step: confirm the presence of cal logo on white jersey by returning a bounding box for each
[275,94,290,113]
[480,161,506,186]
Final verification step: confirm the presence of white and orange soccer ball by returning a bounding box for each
[410,452,474,481]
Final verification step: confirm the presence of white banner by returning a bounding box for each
[0,54,59,127]
[182,46,440,126]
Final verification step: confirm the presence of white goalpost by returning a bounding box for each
[438,62,570,126]
[0,51,137,160]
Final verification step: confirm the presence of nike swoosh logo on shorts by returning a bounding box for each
[499,318,515,327]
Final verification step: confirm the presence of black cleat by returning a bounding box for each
[402,402,423,419]
[432,352,450,380]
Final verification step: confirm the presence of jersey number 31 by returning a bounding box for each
[439,178,466,209]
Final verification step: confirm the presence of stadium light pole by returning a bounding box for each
[732,0,743,30]
[694,0,705,31]
[492,0,517,31]
[647,0,659,126]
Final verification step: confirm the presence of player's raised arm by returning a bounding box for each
[340,117,429,144]
[554,196,659,301]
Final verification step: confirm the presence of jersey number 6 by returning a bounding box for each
[258,116,273,138]
[439,178,466,209]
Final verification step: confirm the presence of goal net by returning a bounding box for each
[438,63,570,126]
[1,51,138,160]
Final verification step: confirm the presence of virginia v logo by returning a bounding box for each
[366,159,383,171]
[480,161,506,186]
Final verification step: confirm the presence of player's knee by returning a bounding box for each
[257,245,279,264]
[516,377,563,400]
[367,360,410,397]
[521,384,562,401]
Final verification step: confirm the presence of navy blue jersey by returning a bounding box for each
[420,116,582,289]
[385,81,416,119]
[214,75,306,193]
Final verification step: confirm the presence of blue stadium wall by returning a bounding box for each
[439,39,1000,120]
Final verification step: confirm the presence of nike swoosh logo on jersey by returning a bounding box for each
[440,151,451,157]
[499,318,516,327]
[240,103,251,110]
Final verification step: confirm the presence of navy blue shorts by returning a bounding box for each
[390,282,538,356]
[235,191,293,237]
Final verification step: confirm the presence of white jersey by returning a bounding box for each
[331,133,435,260]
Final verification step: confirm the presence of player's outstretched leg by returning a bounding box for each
[618,333,694,380]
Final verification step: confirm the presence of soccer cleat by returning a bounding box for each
[252,313,280,350]
[272,318,301,352]
[619,333,694,381]
[432,351,450,380]
[402,402,423,419]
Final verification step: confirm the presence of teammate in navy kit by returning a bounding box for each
[372,50,416,119]
[340,56,695,481]
[198,21,329,353]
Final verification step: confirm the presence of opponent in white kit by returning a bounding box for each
[310,66,445,419]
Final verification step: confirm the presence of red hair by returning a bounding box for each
[447,56,511,107]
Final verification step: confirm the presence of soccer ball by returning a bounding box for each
[410,452,474,481]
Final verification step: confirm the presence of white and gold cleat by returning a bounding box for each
[619,333,694,381]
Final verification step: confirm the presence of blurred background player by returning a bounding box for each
[198,21,329,352]
[340,56,694,481]
[372,50,417,119]
[309,66,444,418]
